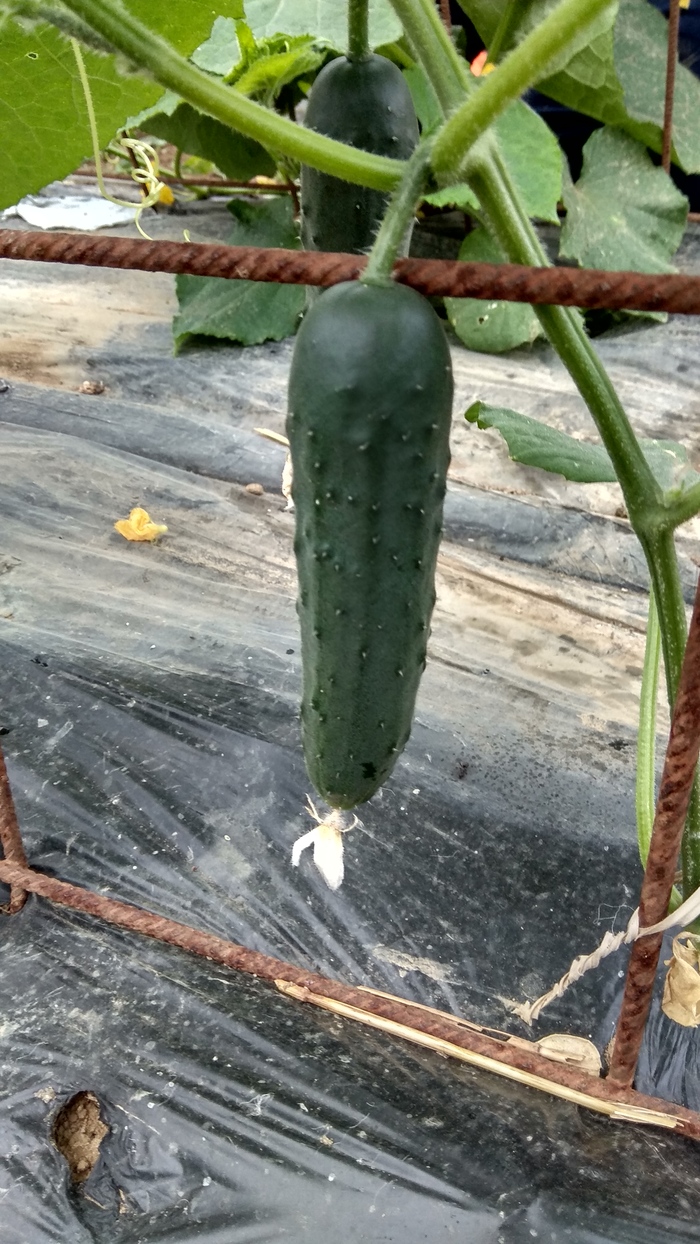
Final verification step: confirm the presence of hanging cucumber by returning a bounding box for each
[287,280,453,813]
[300,54,419,255]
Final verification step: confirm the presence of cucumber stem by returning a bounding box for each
[348,0,370,61]
[361,139,434,286]
[59,0,406,191]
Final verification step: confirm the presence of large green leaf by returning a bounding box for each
[243,0,401,50]
[494,100,562,224]
[457,0,626,125]
[456,0,700,170]
[445,228,543,353]
[127,0,244,56]
[466,401,700,494]
[614,0,700,174]
[173,196,305,351]
[425,101,561,223]
[560,127,688,273]
[130,92,275,180]
[0,0,244,211]
[459,0,619,77]
[0,22,158,211]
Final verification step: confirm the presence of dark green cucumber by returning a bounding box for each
[301,54,419,255]
[287,281,453,809]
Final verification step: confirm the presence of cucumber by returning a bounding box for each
[301,54,419,256]
[287,280,453,810]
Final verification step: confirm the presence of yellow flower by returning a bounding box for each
[114,507,168,542]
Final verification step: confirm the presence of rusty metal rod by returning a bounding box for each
[0,746,28,914]
[2,857,700,1137]
[609,577,700,1087]
[662,0,681,173]
[5,228,700,313]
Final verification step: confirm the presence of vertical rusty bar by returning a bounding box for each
[0,745,28,913]
[438,0,452,32]
[608,577,700,1086]
[662,0,681,174]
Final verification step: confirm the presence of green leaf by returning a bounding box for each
[403,64,443,136]
[466,400,618,481]
[426,102,561,223]
[242,0,402,51]
[458,0,700,173]
[173,196,305,351]
[494,101,562,224]
[614,0,700,174]
[560,127,687,288]
[232,33,329,103]
[0,21,158,212]
[126,0,244,56]
[445,228,543,354]
[0,0,244,212]
[191,16,240,76]
[426,100,561,221]
[129,91,275,180]
[461,0,619,77]
[457,0,627,128]
[424,183,480,211]
[465,401,700,494]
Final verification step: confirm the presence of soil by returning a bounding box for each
[52,1090,109,1184]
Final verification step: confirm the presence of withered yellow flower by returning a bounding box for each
[114,507,168,542]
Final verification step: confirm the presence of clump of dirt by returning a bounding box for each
[52,1090,109,1183]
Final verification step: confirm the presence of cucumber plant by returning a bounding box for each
[6,0,700,913]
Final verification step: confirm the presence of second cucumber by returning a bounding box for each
[300,54,419,256]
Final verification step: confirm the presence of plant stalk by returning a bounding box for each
[390,0,700,898]
[362,139,434,285]
[469,152,662,518]
[58,0,405,191]
[473,154,700,896]
[348,0,370,61]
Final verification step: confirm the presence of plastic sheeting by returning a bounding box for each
[3,218,700,1241]
[3,644,700,1243]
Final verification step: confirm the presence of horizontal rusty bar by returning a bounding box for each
[3,228,700,313]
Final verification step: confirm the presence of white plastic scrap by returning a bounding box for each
[2,195,137,231]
